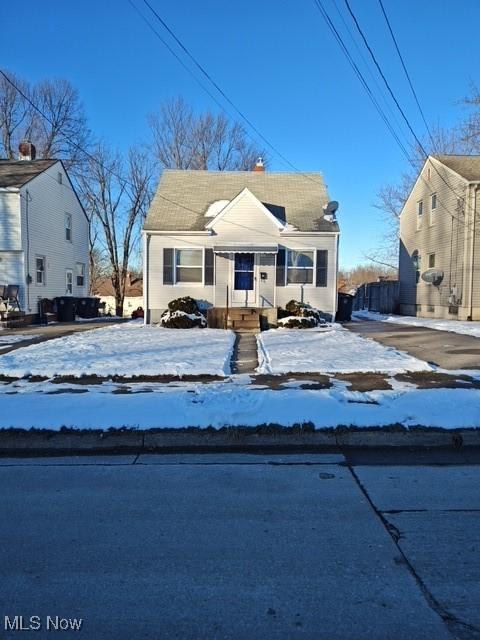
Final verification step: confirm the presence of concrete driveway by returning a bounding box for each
[1,452,479,639]
[347,320,480,369]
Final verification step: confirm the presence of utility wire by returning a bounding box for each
[378,0,436,151]
[139,0,322,179]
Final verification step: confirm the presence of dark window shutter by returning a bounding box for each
[316,250,328,287]
[163,248,174,285]
[276,248,286,286]
[204,248,214,285]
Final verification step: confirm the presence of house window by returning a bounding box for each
[430,194,437,224]
[35,256,46,285]
[428,253,435,268]
[427,305,435,312]
[286,250,314,285]
[57,172,63,185]
[175,249,203,283]
[416,200,423,229]
[65,214,72,242]
[412,252,421,283]
[66,269,73,295]
[76,262,85,287]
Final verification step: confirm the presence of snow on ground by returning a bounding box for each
[353,310,480,338]
[0,324,235,377]
[0,380,478,430]
[257,325,431,375]
[0,334,40,346]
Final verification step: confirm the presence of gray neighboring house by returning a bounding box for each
[399,154,480,320]
[143,163,340,326]
[0,147,90,316]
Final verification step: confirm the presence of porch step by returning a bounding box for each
[227,308,260,331]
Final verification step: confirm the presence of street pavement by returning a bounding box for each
[1,452,479,639]
[346,320,480,370]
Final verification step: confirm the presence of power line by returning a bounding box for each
[139,0,323,179]
[378,0,436,151]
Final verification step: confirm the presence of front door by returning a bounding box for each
[232,253,256,306]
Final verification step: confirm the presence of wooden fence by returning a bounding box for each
[353,280,399,314]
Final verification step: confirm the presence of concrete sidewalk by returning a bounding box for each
[4,453,477,639]
[346,320,480,369]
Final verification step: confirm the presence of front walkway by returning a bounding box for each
[346,320,480,370]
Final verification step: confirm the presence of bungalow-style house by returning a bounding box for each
[399,154,480,320]
[143,161,340,328]
[93,273,143,317]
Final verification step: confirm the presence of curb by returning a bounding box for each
[0,427,478,454]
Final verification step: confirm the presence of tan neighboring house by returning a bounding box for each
[142,162,340,327]
[399,154,480,320]
[93,274,143,317]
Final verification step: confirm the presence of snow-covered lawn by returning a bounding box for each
[0,323,235,377]
[0,380,479,430]
[257,325,430,375]
[353,310,480,338]
[0,334,40,346]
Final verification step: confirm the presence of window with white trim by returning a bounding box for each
[428,253,435,268]
[35,256,46,285]
[66,269,73,294]
[175,249,203,283]
[430,193,437,224]
[65,213,72,242]
[286,250,314,285]
[76,262,85,287]
[416,200,423,229]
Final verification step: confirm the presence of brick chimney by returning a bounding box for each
[253,157,265,172]
[18,140,36,161]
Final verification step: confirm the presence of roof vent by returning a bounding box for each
[253,157,265,172]
[18,140,36,161]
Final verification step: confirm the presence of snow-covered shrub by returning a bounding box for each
[161,297,206,328]
[278,300,327,328]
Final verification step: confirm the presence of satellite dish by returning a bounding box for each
[421,269,444,285]
[324,201,339,215]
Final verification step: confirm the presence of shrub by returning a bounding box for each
[161,297,206,328]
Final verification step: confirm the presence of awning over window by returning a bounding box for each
[213,245,278,254]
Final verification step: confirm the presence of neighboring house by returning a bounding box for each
[143,162,340,326]
[399,154,480,320]
[93,273,143,316]
[0,142,90,316]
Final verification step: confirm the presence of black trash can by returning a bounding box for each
[336,292,354,322]
[76,297,100,318]
[55,296,76,322]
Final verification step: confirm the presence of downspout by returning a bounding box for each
[332,234,339,321]
[468,185,479,320]
[25,189,32,312]
[143,232,149,324]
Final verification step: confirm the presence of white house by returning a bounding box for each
[0,144,90,317]
[143,162,340,327]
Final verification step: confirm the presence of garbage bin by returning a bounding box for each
[55,296,76,322]
[336,292,354,322]
[76,297,100,318]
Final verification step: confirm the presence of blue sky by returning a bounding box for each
[2,1,479,268]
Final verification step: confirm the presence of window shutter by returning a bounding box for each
[276,248,286,286]
[316,250,328,287]
[204,248,214,285]
[163,248,174,285]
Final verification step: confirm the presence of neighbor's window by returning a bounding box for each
[416,200,423,229]
[430,194,437,224]
[175,249,203,283]
[57,171,63,185]
[76,262,85,287]
[286,250,314,285]
[428,253,436,268]
[66,269,73,294]
[35,256,45,285]
[413,252,421,283]
[65,213,72,241]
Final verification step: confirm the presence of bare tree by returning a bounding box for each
[79,144,153,316]
[339,263,397,292]
[0,70,91,170]
[148,97,265,171]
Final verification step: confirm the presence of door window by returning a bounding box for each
[234,253,254,290]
